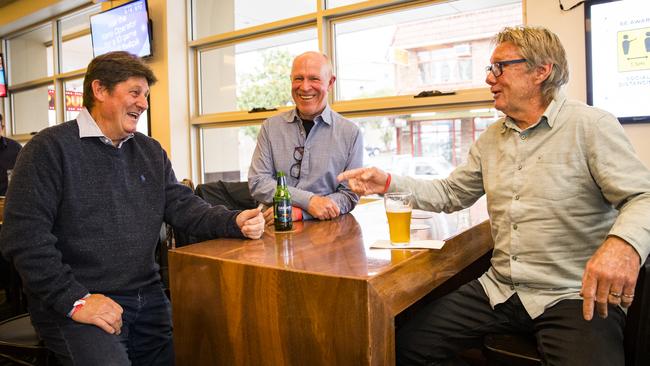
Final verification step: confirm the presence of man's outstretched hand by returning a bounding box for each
[337,167,389,196]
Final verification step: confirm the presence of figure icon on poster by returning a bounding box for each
[617,28,650,72]
[622,34,635,55]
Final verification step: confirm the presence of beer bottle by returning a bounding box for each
[273,171,293,231]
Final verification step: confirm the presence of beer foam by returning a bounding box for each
[385,207,412,213]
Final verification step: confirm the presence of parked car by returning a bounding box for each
[364,146,381,157]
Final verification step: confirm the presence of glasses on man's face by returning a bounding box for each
[485,58,527,78]
[290,146,304,179]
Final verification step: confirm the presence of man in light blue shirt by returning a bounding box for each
[248,51,363,222]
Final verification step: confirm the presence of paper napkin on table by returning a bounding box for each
[370,240,445,250]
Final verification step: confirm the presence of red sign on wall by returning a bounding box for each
[48,89,83,111]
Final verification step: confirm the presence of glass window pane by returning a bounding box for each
[192,0,315,40]
[333,0,522,101]
[200,125,260,183]
[7,24,53,85]
[60,6,100,73]
[12,85,55,135]
[350,107,502,173]
[198,29,317,115]
[64,78,84,121]
[137,110,149,136]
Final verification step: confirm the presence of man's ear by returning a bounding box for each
[534,63,553,85]
[327,74,336,91]
[91,80,107,102]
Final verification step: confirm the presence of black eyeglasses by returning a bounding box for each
[290,146,304,179]
[485,58,527,78]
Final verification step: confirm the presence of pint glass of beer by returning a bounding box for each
[384,192,412,244]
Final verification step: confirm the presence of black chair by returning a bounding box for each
[483,255,650,366]
[194,180,257,211]
[0,313,54,366]
[174,181,257,247]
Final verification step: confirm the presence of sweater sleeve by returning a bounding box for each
[160,151,244,239]
[0,133,89,316]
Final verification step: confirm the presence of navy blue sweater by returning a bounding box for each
[0,120,242,316]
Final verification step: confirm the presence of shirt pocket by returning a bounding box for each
[527,153,584,201]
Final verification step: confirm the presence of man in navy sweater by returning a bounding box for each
[0,51,264,365]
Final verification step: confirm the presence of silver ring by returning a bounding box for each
[622,294,635,299]
[609,292,621,298]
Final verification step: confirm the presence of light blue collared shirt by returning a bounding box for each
[248,104,363,218]
[76,108,134,148]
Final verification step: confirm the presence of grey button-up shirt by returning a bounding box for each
[248,105,363,217]
[391,93,650,318]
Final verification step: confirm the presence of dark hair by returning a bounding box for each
[83,51,157,111]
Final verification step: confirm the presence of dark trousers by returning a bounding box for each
[396,280,625,366]
[29,283,174,366]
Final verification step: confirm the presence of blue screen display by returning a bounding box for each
[90,0,152,58]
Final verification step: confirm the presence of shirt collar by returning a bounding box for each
[77,107,134,148]
[541,91,567,129]
[500,91,567,134]
[282,104,334,126]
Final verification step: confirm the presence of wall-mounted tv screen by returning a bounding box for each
[90,0,152,58]
[0,53,7,97]
[585,0,650,123]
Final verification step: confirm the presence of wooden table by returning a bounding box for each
[169,200,492,365]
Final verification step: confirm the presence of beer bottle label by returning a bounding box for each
[275,200,292,224]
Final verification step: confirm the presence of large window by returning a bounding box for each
[2,4,101,140]
[198,29,317,115]
[189,0,522,183]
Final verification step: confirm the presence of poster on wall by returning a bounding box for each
[0,53,7,98]
[586,0,650,123]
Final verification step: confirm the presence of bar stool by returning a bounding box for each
[0,313,54,365]
[483,333,540,366]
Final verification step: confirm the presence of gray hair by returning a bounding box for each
[494,26,569,103]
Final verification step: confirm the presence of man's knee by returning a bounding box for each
[536,300,625,366]
[34,319,130,366]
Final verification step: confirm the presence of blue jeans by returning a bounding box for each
[29,283,174,366]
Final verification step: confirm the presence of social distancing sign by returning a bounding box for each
[617,27,650,72]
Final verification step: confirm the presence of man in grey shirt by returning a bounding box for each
[339,26,650,365]
[248,51,363,222]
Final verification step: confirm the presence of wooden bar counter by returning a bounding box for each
[169,200,492,365]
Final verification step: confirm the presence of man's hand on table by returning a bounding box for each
[307,196,340,220]
[236,207,265,239]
